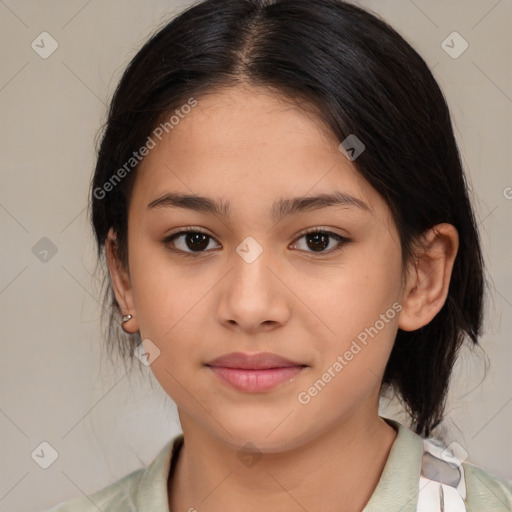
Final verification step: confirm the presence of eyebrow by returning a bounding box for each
[147,191,370,222]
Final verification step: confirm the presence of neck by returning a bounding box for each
[168,412,398,512]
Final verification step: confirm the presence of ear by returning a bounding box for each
[106,227,139,334]
[398,223,459,331]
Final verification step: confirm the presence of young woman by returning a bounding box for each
[46,0,512,510]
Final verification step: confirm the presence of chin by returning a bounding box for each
[209,416,311,454]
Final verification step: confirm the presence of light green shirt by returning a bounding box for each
[44,418,512,511]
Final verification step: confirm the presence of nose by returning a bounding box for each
[215,242,291,333]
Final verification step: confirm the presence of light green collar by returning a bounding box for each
[363,418,424,511]
[136,418,424,511]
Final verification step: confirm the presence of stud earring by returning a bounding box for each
[121,314,133,324]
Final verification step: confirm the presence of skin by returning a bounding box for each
[107,84,459,512]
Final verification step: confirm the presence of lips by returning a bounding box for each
[206,351,305,370]
[205,352,308,392]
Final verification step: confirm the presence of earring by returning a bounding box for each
[121,314,133,324]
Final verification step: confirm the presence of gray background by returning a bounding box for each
[0,1,511,510]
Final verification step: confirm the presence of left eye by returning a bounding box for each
[162,228,349,256]
[291,229,349,254]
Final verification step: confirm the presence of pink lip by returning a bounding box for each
[205,352,307,392]
[208,366,305,392]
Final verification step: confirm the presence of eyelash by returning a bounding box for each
[161,226,350,258]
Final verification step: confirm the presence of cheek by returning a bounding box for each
[308,250,401,335]
[300,244,402,376]
[128,242,216,352]
[127,241,181,338]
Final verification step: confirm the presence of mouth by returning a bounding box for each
[205,352,308,393]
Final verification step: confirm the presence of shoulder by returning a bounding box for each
[42,435,182,512]
[42,466,145,512]
[383,418,512,511]
[463,461,512,510]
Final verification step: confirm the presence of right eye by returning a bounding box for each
[161,227,221,256]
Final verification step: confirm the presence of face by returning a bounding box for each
[112,84,408,452]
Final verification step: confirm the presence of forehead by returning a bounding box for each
[160,85,339,162]
[130,84,385,219]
